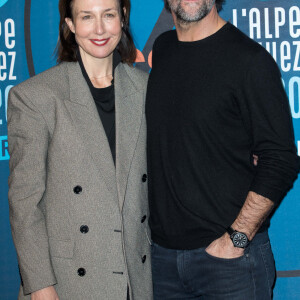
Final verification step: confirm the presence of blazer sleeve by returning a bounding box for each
[7,87,57,295]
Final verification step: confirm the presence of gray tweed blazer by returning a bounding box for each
[7,61,152,300]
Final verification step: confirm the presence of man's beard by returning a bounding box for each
[168,0,215,24]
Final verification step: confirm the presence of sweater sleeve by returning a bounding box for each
[241,48,300,204]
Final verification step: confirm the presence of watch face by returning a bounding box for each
[232,232,248,248]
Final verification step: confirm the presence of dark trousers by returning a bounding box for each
[151,231,276,299]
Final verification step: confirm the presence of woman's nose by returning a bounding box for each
[95,19,105,35]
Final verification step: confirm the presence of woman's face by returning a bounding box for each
[66,0,122,62]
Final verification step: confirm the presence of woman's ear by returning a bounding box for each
[122,7,126,25]
[65,17,75,33]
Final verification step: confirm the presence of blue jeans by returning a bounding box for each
[151,231,276,299]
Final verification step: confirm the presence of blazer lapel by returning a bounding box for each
[65,62,118,195]
[115,64,144,210]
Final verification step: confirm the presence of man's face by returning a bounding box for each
[167,0,215,23]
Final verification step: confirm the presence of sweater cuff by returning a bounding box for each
[249,181,287,205]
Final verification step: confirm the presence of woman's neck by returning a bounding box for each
[80,49,114,88]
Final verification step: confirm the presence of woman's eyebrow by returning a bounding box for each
[78,8,118,14]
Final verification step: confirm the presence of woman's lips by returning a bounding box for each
[90,38,110,46]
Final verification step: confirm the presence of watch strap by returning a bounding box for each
[226,226,235,236]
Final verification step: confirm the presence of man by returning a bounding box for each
[146,0,300,299]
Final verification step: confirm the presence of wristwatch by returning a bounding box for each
[226,227,250,248]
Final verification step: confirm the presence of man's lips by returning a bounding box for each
[90,38,110,46]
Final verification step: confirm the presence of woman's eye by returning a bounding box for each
[82,15,91,20]
[105,13,115,18]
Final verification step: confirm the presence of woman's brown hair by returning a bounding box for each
[56,0,136,64]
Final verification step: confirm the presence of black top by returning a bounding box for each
[78,50,121,164]
[146,23,300,250]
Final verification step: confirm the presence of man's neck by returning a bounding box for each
[173,5,226,42]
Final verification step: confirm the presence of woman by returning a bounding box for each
[7,0,152,299]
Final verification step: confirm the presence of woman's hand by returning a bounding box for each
[31,286,59,300]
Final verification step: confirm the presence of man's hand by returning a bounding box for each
[205,233,244,259]
[31,286,59,300]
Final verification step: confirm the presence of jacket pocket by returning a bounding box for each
[49,238,74,259]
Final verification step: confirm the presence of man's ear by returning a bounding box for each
[65,17,75,33]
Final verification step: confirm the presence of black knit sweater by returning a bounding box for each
[146,23,300,250]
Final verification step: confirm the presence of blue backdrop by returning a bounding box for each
[0,0,299,299]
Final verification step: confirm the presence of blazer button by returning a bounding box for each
[142,174,147,182]
[73,185,82,194]
[77,268,86,277]
[141,215,147,223]
[80,225,89,234]
[142,255,147,263]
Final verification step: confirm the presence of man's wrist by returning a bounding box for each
[231,221,253,240]
[221,233,245,254]
[226,227,250,248]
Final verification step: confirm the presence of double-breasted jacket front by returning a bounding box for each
[7,61,152,300]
